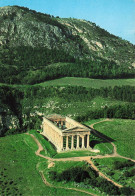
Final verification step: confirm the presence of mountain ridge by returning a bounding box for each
[0,5,135,84]
[0,6,135,63]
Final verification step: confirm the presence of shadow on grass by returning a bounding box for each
[84,124,115,149]
[92,129,115,142]
[90,129,115,148]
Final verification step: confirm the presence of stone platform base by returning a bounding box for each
[58,147,100,153]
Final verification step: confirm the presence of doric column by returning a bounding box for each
[61,121,63,129]
[77,135,80,148]
[66,136,69,150]
[71,135,74,149]
[60,136,63,150]
[87,134,90,148]
[82,136,85,148]
[57,121,59,127]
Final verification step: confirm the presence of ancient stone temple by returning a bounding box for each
[42,114,91,152]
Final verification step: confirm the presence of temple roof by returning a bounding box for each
[46,114,65,121]
[45,114,91,133]
[63,126,90,133]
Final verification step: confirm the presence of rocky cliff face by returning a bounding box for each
[0,109,19,136]
[0,86,23,136]
[58,18,135,66]
[0,6,82,57]
[0,6,135,67]
[0,114,19,135]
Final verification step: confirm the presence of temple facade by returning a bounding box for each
[42,114,91,152]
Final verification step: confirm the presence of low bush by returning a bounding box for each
[113,160,135,170]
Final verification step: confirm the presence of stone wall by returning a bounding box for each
[66,116,86,129]
[42,117,63,152]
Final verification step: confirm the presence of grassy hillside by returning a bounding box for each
[94,158,135,189]
[37,77,135,89]
[0,132,113,195]
[0,133,88,196]
[93,119,135,159]
[1,124,134,195]
[1,77,135,89]
[40,161,102,195]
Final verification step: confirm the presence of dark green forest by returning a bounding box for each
[0,46,135,84]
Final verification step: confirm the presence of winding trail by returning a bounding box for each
[89,119,112,130]
[87,158,122,188]
[26,119,135,195]
[89,119,118,157]
[39,171,96,196]
[89,119,135,163]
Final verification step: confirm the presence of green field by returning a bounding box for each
[1,77,135,89]
[93,119,135,159]
[0,134,90,196]
[54,150,97,158]
[37,77,135,89]
[93,157,135,188]
[92,141,113,155]
[1,77,135,90]
[1,120,134,195]
[84,119,114,155]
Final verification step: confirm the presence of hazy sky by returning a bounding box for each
[0,0,135,44]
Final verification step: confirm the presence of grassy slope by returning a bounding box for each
[54,150,98,158]
[1,76,135,89]
[29,130,57,157]
[1,122,134,195]
[84,119,114,155]
[94,157,135,188]
[0,134,89,196]
[41,161,103,196]
[37,77,135,89]
[84,119,135,188]
[93,119,135,159]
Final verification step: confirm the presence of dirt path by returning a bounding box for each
[87,158,122,188]
[89,119,118,156]
[89,119,135,163]
[89,118,112,129]
[27,132,124,189]
[26,119,135,194]
[40,171,96,196]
